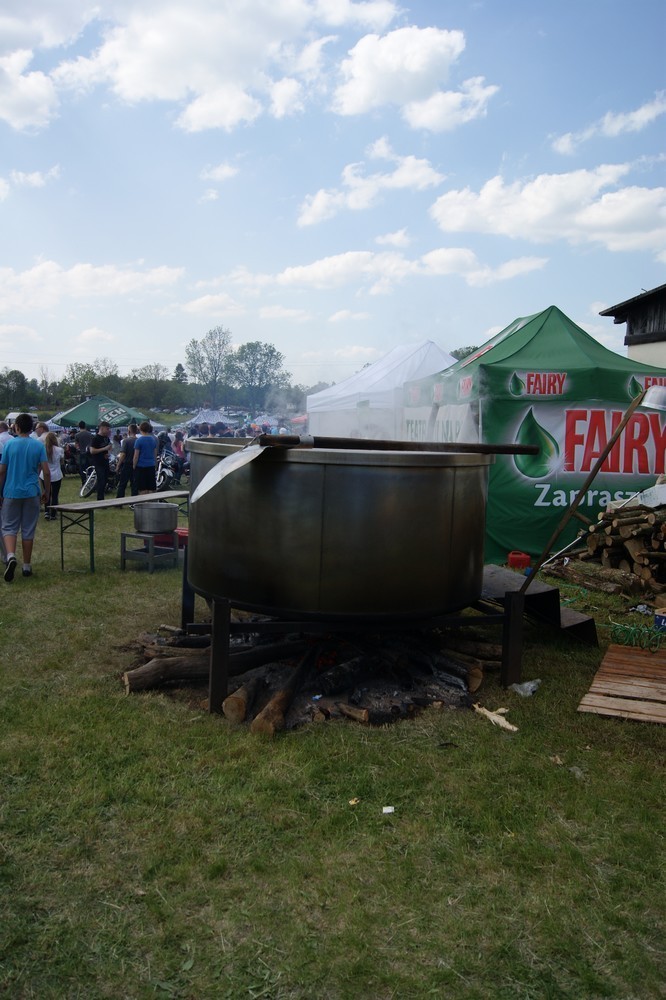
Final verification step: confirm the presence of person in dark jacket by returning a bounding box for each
[116,424,139,498]
[90,421,112,500]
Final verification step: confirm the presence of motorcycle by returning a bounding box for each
[80,453,118,498]
[156,450,180,492]
[63,443,79,475]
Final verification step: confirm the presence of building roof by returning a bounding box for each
[599,282,666,320]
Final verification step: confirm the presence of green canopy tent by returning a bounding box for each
[403,306,666,564]
[57,395,148,429]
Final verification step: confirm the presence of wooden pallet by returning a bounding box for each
[578,644,666,724]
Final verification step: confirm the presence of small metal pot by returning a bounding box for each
[134,503,178,534]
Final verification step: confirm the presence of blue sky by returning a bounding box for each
[1,0,664,388]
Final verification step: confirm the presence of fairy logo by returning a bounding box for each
[512,406,666,480]
[564,408,666,474]
[513,409,560,478]
[509,371,567,396]
[458,376,473,398]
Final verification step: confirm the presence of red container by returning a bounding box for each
[153,527,189,549]
[508,550,530,570]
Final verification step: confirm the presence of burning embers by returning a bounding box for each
[122,621,505,733]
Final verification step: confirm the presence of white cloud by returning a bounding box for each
[298,137,444,225]
[329,309,370,321]
[0,260,183,313]
[198,189,219,203]
[270,77,304,118]
[177,87,263,133]
[403,76,498,132]
[0,178,9,201]
[0,4,98,54]
[314,1,397,31]
[231,245,546,295]
[0,322,40,344]
[259,305,312,321]
[0,49,58,130]
[10,164,60,187]
[429,164,666,255]
[180,293,245,317]
[76,327,115,345]
[46,2,399,134]
[303,343,381,361]
[375,228,410,247]
[200,162,239,183]
[333,26,465,115]
[420,248,547,286]
[553,91,666,154]
[276,250,413,293]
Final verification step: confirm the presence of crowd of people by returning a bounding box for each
[0,412,294,582]
[0,415,184,582]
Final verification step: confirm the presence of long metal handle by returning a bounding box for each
[255,434,538,457]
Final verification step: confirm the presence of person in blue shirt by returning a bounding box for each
[0,412,50,580]
[132,421,158,494]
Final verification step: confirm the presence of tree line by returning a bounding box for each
[1,328,330,416]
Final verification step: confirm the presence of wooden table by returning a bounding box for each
[51,491,189,572]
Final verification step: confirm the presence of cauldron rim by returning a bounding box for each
[186,438,494,469]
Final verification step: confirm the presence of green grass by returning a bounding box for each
[1,476,664,998]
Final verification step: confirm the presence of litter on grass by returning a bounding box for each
[509,679,541,696]
[472,704,518,732]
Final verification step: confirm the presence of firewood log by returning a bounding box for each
[612,513,656,529]
[222,676,262,724]
[545,564,626,594]
[317,654,377,696]
[441,636,503,660]
[606,504,652,518]
[337,702,370,723]
[250,647,317,736]
[124,655,209,693]
[142,644,210,660]
[619,524,654,539]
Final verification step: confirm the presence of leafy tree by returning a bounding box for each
[63,363,98,398]
[226,341,291,412]
[0,368,29,408]
[185,326,232,408]
[450,345,479,361]
[61,358,121,401]
[172,363,188,384]
[131,363,170,383]
[126,364,171,409]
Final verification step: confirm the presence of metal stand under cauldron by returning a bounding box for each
[180,550,525,713]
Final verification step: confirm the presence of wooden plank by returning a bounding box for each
[578,702,666,722]
[578,693,666,722]
[588,678,666,699]
[593,664,666,681]
[577,643,666,723]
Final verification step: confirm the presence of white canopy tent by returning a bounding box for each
[186,409,230,427]
[306,341,455,439]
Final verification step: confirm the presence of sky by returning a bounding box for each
[1,0,665,391]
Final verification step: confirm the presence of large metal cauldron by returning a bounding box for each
[187,439,493,619]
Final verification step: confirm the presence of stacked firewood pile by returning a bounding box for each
[547,504,666,596]
[121,621,506,732]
